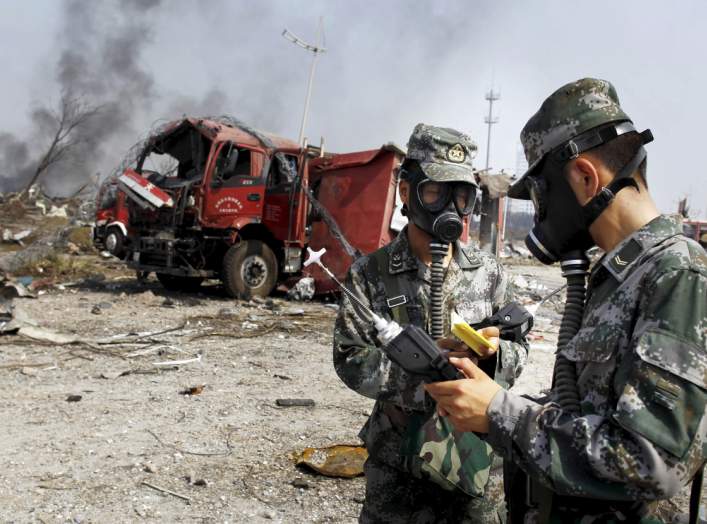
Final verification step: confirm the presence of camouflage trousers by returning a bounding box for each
[359,456,506,524]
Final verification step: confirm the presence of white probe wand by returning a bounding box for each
[304,247,402,344]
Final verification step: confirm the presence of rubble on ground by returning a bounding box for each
[1,228,32,246]
[0,183,120,283]
[287,276,316,301]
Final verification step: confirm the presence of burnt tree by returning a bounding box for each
[20,93,101,197]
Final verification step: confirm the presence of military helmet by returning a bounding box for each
[405,123,478,185]
[509,78,636,199]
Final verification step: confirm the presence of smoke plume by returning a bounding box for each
[0,0,170,194]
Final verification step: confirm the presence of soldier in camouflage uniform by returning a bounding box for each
[333,124,528,523]
[426,78,707,523]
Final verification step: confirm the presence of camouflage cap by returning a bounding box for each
[406,123,478,184]
[509,78,632,199]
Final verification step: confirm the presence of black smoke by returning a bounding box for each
[0,0,169,195]
[0,0,501,197]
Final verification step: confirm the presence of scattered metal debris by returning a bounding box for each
[0,303,13,334]
[153,354,202,368]
[276,398,315,407]
[294,445,368,478]
[1,228,33,246]
[287,277,315,301]
[291,478,311,489]
[185,473,208,487]
[0,279,35,299]
[18,325,82,345]
[140,481,191,504]
[99,370,126,380]
[180,384,206,396]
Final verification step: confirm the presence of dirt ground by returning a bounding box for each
[0,261,699,523]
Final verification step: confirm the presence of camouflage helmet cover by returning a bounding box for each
[509,78,632,198]
[406,123,478,185]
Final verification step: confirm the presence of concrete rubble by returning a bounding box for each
[287,276,316,301]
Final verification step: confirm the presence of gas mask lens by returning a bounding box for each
[417,181,477,215]
[418,180,451,212]
[453,184,478,216]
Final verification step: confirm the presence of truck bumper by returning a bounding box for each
[128,237,216,277]
[127,258,215,278]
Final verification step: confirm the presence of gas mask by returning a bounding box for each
[403,169,479,243]
[524,156,595,264]
[522,123,653,264]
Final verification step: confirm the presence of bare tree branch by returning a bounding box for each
[20,92,101,197]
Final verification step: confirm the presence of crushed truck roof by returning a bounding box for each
[156,117,301,152]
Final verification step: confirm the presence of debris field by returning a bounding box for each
[0,195,699,522]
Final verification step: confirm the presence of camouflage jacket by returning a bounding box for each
[333,227,528,473]
[487,215,707,513]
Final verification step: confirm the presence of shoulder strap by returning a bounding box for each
[369,249,410,325]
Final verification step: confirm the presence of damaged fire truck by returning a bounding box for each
[94,117,407,298]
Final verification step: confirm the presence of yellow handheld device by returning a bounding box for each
[450,311,493,356]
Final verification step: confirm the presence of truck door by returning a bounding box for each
[201,142,265,229]
[262,153,299,242]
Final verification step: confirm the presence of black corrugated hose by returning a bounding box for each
[552,252,590,414]
[429,240,449,340]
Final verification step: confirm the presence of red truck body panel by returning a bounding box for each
[305,147,403,294]
[95,180,130,233]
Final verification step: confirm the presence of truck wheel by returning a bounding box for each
[222,240,278,299]
[156,273,204,292]
[105,227,126,258]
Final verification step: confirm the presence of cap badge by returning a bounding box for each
[447,143,466,163]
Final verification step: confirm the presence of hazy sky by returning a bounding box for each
[0,0,705,217]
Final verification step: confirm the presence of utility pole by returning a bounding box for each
[484,90,500,171]
[479,89,501,254]
[282,18,326,146]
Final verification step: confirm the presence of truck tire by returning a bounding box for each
[105,227,126,258]
[156,273,204,292]
[222,240,278,299]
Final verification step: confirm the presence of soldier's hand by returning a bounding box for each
[424,357,502,433]
[436,337,478,363]
[476,326,500,360]
[437,326,500,360]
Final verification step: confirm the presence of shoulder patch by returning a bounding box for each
[390,251,403,270]
[457,245,483,269]
[606,238,643,278]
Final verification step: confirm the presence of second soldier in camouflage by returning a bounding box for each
[333,124,528,523]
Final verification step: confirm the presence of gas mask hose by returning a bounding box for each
[552,252,589,414]
[429,240,449,339]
